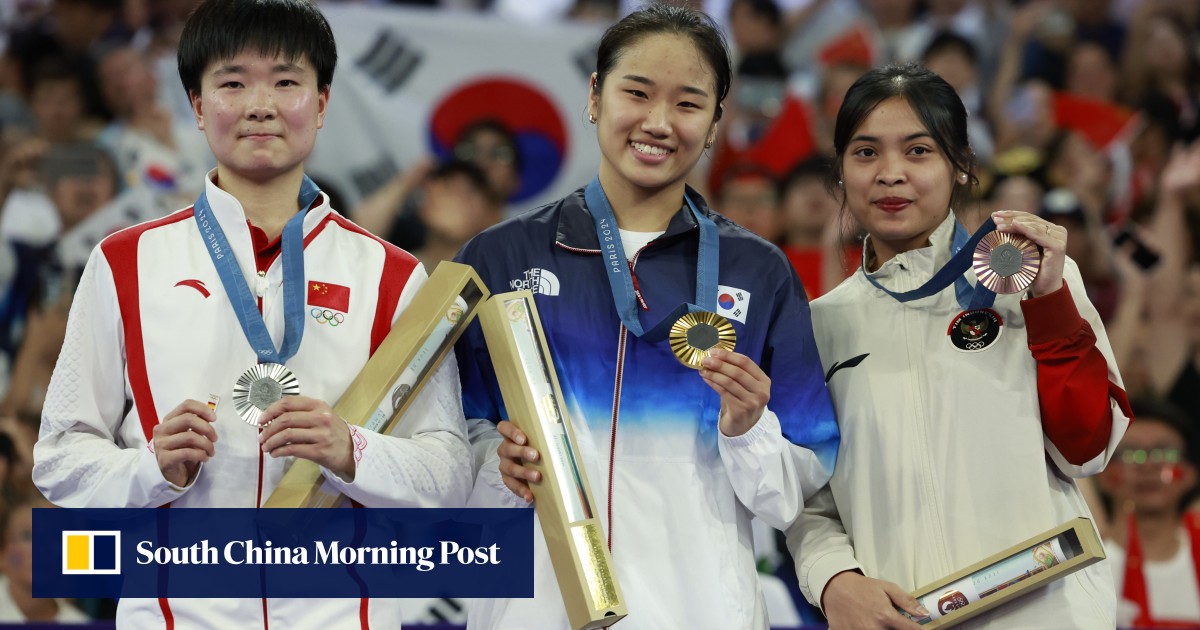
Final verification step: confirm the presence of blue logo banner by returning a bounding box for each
[34,508,533,599]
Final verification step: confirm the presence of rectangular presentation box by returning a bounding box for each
[907,517,1105,627]
[478,290,627,630]
[264,261,488,509]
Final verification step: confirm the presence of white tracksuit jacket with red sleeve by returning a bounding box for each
[789,212,1132,628]
[33,173,473,629]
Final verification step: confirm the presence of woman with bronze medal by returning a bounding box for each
[787,64,1133,628]
[31,0,473,627]
[454,5,839,628]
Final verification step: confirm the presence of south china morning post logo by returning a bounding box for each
[62,531,121,575]
[34,508,533,599]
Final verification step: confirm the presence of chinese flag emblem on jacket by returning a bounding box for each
[308,281,350,313]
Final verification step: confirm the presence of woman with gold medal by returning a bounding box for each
[453,5,839,629]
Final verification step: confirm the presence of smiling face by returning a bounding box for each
[588,32,719,207]
[841,97,959,266]
[191,50,328,187]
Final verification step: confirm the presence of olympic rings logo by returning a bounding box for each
[311,307,345,326]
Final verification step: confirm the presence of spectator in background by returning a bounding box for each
[96,44,211,210]
[0,495,90,623]
[1065,40,1120,103]
[986,173,1044,216]
[921,30,993,162]
[412,160,500,270]
[778,156,858,300]
[4,0,125,126]
[1097,398,1200,628]
[1038,130,1120,320]
[23,57,89,144]
[1106,141,1200,429]
[716,161,783,244]
[1019,0,1125,91]
[0,59,96,272]
[860,0,927,64]
[452,118,522,206]
[728,0,785,59]
[353,118,521,251]
[0,143,118,419]
[1121,7,1200,142]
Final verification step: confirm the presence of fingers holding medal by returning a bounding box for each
[257,396,356,480]
[990,210,1065,298]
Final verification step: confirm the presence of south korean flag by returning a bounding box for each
[716,285,750,324]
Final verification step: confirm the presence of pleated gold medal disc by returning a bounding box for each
[668,311,737,369]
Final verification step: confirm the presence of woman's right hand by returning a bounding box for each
[496,420,541,503]
[822,571,927,630]
[153,400,219,487]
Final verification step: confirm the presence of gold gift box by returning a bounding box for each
[909,517,1105,627]
[478,290,627,630]
[263,261,488,509]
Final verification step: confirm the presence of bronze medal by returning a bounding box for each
[973,231,1041,294]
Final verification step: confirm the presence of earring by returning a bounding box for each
[958,173,969,183]
[704,140,714,149]
[837,180,844,187]
[588,114,596,124]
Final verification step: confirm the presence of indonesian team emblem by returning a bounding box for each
[947,308,1003,353]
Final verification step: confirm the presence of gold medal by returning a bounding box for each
[668,311,736,370]
[973,231,1041,294]
[232,363,300,427]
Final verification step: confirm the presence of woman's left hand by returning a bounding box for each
[991,210,1067,297]
[700,349,770,437]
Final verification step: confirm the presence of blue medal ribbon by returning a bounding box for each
[584,176,719,341]
[193,176,321,365]
[862,216,998,311]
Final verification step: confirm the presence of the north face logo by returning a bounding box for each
[509,268,560,296]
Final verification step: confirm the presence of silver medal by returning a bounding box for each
[232,363,300,427]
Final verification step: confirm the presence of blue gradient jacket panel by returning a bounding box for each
[456,187,838,467]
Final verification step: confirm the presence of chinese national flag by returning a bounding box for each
[307,281,350,313]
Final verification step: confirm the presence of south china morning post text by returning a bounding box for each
[134,537,499,572]
[32,508,534,599]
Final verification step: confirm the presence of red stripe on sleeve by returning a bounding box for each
[1022,282,1126,465]
[327,215,418,356]
[100,209,195,441]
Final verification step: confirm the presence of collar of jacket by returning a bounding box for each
[554,184,712,252]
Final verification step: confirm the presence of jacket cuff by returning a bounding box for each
[139,446,192,505]
[467,455,533,509]
[719,407,781,448]
[320,423,368,490]
[1020,281,1084,345]
[801,548,862,613]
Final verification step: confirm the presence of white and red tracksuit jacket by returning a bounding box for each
[790,212,1133,628]
[33,174,473,629]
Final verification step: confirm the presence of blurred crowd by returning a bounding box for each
[0,0,1197,626]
